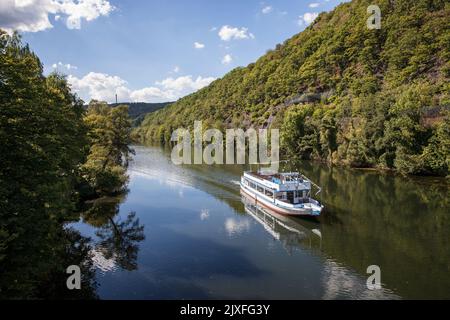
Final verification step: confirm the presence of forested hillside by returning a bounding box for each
[135,0,449,176]
[109,102,172,126]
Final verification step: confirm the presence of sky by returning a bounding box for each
[0,0,346,103]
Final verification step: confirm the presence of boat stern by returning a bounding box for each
[310,203,323,216]
[308,199,324,216]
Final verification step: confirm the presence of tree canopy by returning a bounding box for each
[0,31,134,298]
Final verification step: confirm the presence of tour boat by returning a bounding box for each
[240,171,324,217]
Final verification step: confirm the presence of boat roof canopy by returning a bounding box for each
[253,171,300,177]
[277,172,299,176]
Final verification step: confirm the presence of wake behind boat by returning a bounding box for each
[240,171,324,217]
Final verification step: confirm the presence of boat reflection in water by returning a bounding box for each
[241,190,323,254]
[241,190,400,299]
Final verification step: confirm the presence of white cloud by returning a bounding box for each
[52,61,77,71]
[68,72,131,103]
[218,25,254,41]
[156,75,216,92]
[298,12,319,26]
[15,0,35,6]
[200,209,210,221]
[133,75,216,102]
[68,72,216,103]
[0,0,114,33]
[262,6,273,14]
[129,87,173,103]
[303,12,319,24]
[222,54,232,65]
[172,66,180,73]
[309,3,320,8]
[59,0,114,30]
[194,41,205,49]
[0,0,56,32]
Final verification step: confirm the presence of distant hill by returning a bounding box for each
[110,102,172,126]
[136,0,449,176]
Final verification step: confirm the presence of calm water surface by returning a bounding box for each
[73,145,449,300]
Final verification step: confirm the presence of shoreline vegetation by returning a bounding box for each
[134,0,449,178]
[0,31,133,298]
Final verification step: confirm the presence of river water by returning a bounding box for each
[73,145,450,300]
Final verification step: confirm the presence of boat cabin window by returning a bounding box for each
[257,185,264,193]
[287,191,295,203]
[276,192,287,200]
[265,189,273,197]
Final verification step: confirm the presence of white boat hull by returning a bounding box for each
[240,183,322,217]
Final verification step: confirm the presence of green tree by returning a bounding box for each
[0,31,89,298]
[81,101,134,196]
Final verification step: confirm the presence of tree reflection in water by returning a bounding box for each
[82,195,145,272]
[35,228,99,300]
[0,225,100,299]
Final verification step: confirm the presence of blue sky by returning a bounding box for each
[1,0,345,103]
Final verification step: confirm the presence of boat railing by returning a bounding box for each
[299,173,322,197]
[264,161,323,197]
[245,166,323,197]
